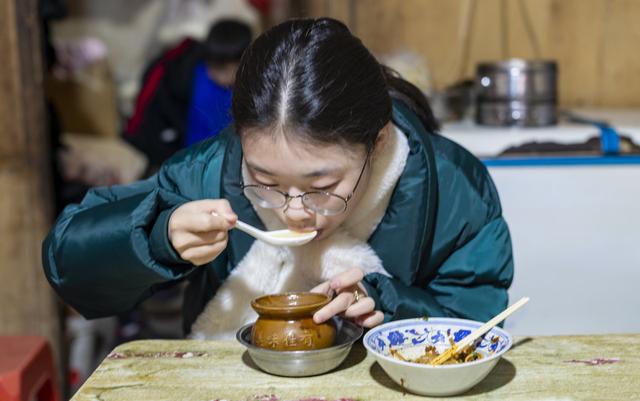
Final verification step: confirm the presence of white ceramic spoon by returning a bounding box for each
[212,212,317,246]
[234,220,317,246]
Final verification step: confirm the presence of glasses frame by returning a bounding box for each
[241,150,371,216]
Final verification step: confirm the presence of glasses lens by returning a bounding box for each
[303,192,347,216]
[243,186,286,209]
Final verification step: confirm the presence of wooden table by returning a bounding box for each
[71,334,640,401]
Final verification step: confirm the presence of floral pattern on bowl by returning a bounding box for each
[367,318,510,359]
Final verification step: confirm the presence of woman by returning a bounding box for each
[43,18,513,338]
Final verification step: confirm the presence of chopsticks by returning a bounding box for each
[430,297,530,366]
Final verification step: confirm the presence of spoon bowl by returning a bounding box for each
[235,220,317,246]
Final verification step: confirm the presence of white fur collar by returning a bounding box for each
[190,125,409,339]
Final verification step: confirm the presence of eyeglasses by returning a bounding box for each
[242,152,370,216]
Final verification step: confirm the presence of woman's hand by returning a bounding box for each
[168,199,237,266]
[310,267,384,328]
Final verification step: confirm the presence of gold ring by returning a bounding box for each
[353,289,362,303]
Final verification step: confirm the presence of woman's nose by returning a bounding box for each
[284,195,313,221]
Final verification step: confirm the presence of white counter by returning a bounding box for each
[443,109,640,158]
[440,109,640,336]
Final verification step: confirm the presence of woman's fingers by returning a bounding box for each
[329,267,364,290]
[311,267,380,326]
[167,200,238,266]
[355,311,384,328]
[312,288,382,329]
[171,211,232,232]
[180,240,227,266]
[343,296,375,319]
[313,291,355,323]
[171,230,227,253]
[169,199,237,234]
[182,199,237,221]
[196,199,237,223]
[310,281,333,296]
[309,267,384,328]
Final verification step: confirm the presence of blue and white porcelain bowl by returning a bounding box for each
[363,317,513,396]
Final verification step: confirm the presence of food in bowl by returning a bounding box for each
[250,292,336,351]
[363,317,512,396]
[390,339,484,364]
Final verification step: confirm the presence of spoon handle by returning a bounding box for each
[430,297,529,366]
[458,297,529,350]
[233,220,263,239]
[210,211,263,240]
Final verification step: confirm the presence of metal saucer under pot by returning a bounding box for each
[236,317,363,377]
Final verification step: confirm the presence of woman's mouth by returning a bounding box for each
[288,226,322,240]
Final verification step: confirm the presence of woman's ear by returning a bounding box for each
[372,122,392,159]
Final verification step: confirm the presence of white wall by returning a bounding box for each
[492,165,640,335]
[442,110,640,335]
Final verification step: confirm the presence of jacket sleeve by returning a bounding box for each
[362,216,514,323]
[362,137,514,323]
[42,152,211,319]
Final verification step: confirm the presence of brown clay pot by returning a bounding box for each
[250,292,337,351]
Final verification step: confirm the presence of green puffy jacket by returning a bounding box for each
[43,101,513,334]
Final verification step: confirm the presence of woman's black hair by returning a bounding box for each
[232,18,438,151]
[202,19,252,66]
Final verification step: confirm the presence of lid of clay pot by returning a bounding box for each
[251,292,331,316]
